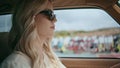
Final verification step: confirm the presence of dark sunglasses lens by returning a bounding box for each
[39,10,56,21]
[50,13,56,20]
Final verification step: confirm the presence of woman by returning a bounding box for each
[0,0,66,68]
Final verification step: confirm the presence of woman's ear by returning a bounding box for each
[33,14,39,22]
[33,15,37,24]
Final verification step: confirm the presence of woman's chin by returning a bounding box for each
[47,34,54,39]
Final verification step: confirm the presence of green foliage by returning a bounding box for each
[54,30,86,37]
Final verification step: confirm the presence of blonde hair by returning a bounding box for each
[9,0,65,68]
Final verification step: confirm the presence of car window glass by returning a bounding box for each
[0,14,12,32]
[52,8,120,58]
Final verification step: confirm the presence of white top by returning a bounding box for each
[0,51,66,68]
[0,51,32,68]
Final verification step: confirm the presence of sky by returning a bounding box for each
[0,9,120,32]
[54,9,120,31]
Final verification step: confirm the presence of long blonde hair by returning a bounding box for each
[9,0,65,68]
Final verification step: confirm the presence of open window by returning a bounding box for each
[52,8,120,58]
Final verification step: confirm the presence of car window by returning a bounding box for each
[52,8,120,58]
[0,14,12,32]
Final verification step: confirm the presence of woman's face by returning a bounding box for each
[34,2,56,39]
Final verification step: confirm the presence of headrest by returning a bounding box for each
[0,32,11,64]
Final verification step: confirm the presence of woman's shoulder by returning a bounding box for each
[5,51,31,62]
[0,51,31,68]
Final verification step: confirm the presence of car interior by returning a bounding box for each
[0,0,120,68]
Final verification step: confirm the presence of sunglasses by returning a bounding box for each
[39,9,56,21]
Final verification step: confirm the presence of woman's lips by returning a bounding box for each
[50,26,55,29]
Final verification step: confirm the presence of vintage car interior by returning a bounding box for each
[0,0,120,68]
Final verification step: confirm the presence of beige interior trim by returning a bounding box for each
[113,4,120,14]
[60,58,120,68]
